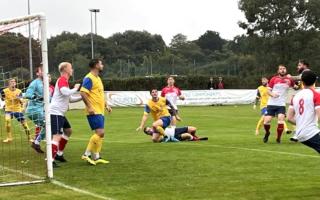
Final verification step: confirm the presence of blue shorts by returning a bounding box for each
[266,105,286,117]
[161,116,171,129]
[174,127,188,140]
[50,115,71,135]
[261,107,267,116]
[5,112,25,122]
[87,114,105,130]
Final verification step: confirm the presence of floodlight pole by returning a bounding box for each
[28,0,33,79]
[89,9,100,59]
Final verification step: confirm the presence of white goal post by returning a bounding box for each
[0,13,53,183]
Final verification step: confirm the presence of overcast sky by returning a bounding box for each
[0,0,245,44]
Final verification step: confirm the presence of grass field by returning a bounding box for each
[1,105,320,200]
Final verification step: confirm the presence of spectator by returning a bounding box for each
[207,77,215,90]
[216,77,225,89]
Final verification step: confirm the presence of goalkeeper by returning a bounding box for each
[25,65,45,153]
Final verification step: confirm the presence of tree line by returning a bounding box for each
[0,0,320,89]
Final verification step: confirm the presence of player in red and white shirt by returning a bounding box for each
[49,62,81,167]
[263,65,294,143]
[161,76,185,127]
[287,70,320,153]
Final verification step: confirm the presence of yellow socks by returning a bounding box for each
[5,117,12,139]
[155,126,165,136]
[256,116,264,131]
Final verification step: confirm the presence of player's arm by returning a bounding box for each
[266,77,279,98]
[178,88,185,100]
[80,77,95,115]
[80,92,95,115]
[287,106,296,125]
[105,101,112,113]
[166,99,176,116]
[316,108,320,123]
[287,74,301,81]
[253,89,260,109]
[166,99,181,121]
[69,95,82,103]
[25,82,43,101]
[267,87,279,98]
[136,105,149,131]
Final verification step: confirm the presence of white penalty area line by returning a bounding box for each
[0,165,114,200]
[188,143,320,158]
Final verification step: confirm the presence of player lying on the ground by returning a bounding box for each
[263,65,294,144]
[287,70,320,153]
[143,126,208,143]
[136,89,178,136]
[50,62,82,168]
[1,78,30,143]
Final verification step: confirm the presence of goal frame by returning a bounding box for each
[0,13,53,183]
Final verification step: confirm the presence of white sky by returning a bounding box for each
[0,0,245,44]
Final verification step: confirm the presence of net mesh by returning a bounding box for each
[0,16,47,186]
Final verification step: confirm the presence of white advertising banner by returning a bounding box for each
[105,90,257,107]
[2,88,319,109]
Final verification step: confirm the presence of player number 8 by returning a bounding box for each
[298,98,304,115]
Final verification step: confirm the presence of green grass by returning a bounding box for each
[1,105,320,200]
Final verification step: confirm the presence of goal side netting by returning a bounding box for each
[0,13,52,186]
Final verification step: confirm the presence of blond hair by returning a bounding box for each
[58,62,71,73]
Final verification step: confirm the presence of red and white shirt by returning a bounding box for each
[49,76,78,116]
[161,86,181,110]
[268,76,294,106]
[290,88,320,142]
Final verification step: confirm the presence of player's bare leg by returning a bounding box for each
[152,132,163,143]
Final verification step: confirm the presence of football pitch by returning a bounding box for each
[1,105,320,200]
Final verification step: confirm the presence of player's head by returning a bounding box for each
[301,70,317,87]
[150,89,158,98]
[277,65,287,77]
[218,77,223,82]
[143,127,154,136]
[167,76,175,87]
[209,77,213,81]
[59,62,73,77]
[35,64,43,78]
[89,58,104,72]
[261,77,268,86]
[8,78,16,88]
[297,59,309,74]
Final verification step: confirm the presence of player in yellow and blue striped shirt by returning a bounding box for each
[80,59,112,165]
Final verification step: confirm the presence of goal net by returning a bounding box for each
[0,13,52,186]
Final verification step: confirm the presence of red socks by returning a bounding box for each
[277,123,284,140]
[264,124,271,134]
[59,137,69,153]
[52,141,58,160]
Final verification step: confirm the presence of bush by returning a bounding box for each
[102,75,261,91]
